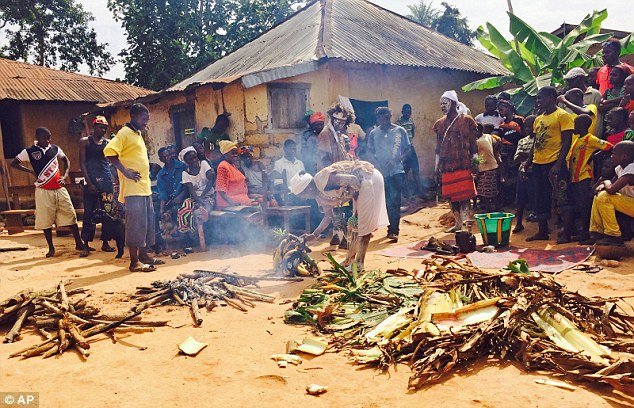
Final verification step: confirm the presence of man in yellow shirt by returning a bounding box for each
[527,86,574,241]
[104,103,164,272]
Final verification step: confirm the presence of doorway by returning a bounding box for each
[0,103,23,159]
[171,105,196,151]
[349,98,388,134]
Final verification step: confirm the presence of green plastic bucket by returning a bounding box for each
[474,212,515,248]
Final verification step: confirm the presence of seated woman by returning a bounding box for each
[177,149,215,233]
[289,160,389,271]
[215,140,257,210]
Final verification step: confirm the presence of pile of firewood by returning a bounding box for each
[2,281,167,359]
[133,269,302,326]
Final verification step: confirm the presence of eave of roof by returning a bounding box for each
[0,58,154,103]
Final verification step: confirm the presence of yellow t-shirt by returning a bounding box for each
[103,125,151,202]
[569,104,598,136]
[533,108,574,165]
[567,133,612,182]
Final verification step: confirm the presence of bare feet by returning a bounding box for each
[46,249,55,257]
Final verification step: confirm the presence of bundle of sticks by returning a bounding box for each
[2,281,167,359]
[133,269,300,326]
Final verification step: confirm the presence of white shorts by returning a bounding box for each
[35,187,78,229]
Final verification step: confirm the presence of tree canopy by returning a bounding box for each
[0,0,113,76]
[108,0,302,90]
[407,1,475,46]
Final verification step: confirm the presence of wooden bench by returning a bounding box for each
[9,184,83,209]
[262,171,311,235]
[264,206,311,235]
[1,208,84,235]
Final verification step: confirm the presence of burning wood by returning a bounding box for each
[284,256,634,392]
[131,270,281,326]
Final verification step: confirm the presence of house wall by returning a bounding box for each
[244,61,491,175]
[325,61,491,176]
[5,101,95,187]
[142,61,492,176]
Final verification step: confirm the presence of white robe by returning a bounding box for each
[314,161,388,236]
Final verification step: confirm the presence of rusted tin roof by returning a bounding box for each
[0,58,154,103]
[169,0,507,91]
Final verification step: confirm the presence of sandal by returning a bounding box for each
[141,258,165,265]
[573,264,603,274]
[129,263,156,272]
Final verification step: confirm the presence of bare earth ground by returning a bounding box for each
[1,203,633,408]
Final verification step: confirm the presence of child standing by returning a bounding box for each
[11,127,84,257]
[564,115,613,242]
[513,115,536,233]
[584,141,634,245]
[475,125,502,212]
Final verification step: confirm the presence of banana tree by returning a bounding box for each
[462,9,634,115]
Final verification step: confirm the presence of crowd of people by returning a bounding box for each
[449,38,634,247]
[9,38,634,271]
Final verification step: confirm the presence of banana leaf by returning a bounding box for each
[561,9,608,48]
[486,22,533,83]
[508,12,553,64]
[620,33,634,56]
[509,88,537,118]
[461,75,514,92]
[531,307,610,364]
[476,26,505,63]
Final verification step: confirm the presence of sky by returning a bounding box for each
[41,1,634,80]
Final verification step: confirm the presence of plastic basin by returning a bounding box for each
[474,212,515,248]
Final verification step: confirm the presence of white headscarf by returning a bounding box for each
[289,172,313,195]
[441,90,470,115]
[178,146,196,162]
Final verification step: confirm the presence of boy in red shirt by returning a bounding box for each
[11,127,84,257]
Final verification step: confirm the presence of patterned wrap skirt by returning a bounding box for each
[477,169,499,198]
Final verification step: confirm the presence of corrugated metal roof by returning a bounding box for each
[168,3,322,91]
[169,0,507,91]
[329,0,506,74]
[0,58,154,103]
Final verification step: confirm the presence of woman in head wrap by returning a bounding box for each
[215,140,256,209]
[433,90,479,231]
[289,160,389,271]
[177,149,215,234]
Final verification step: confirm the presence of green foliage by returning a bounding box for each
[0,0,113,76]
[406,0,439,27]
[462,9,634,115]
[407,1,475,46]
[108,0,302,90]
[505,259,530,274]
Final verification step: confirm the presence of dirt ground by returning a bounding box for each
[1,203,633,408]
